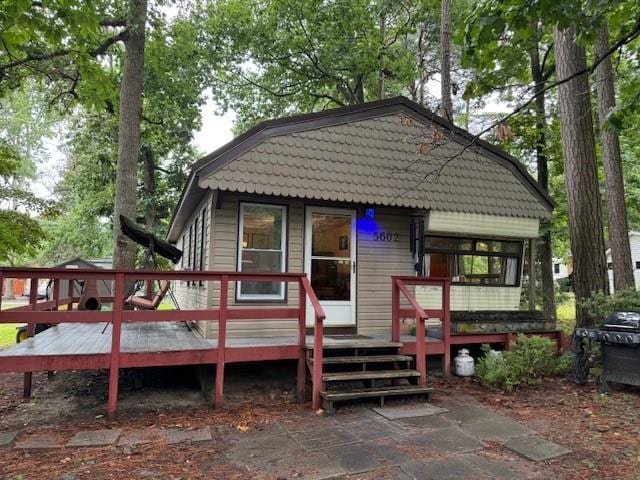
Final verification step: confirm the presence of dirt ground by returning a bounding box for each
[1,364,639,480]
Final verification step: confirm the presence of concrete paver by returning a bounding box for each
[0,430,19,448]
[67,429,122,447]
[165,427,211,445]
[118,428,165,446]
[459,417,535,442]
[373,403,448,420]
[14,433,63,450]
[506,434,572,462]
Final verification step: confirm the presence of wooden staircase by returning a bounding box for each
[306,337,433,412]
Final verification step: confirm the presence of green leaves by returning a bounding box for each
[199,0,435,130]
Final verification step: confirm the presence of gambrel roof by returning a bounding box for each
[168,97,552,241]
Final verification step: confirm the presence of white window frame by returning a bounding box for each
[237,202,287,301]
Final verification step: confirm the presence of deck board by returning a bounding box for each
[0,322,216,357]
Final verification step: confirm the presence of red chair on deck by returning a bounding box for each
[125,280,171,310]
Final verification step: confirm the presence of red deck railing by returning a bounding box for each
[0,267,326,416]
[391,276,451,381]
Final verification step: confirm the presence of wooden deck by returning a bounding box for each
[0,322,214,357]
[0,268,454,414]
[0,324,447,366]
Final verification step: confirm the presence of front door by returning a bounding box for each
[304,206,356,327]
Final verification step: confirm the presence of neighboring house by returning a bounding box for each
[553,258,570,282]
[606,231,640,293]
[48,257,114,298]
[166,96,553,340]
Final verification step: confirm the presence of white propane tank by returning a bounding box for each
[454,349,475,377]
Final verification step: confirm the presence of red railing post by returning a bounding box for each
[416,312,427,385]
[391,279,400,343]
[52,278,60,310]
[297,277,306,401]
[215,275,228,408]
[66,279,74,310]
[312,312,323,411]
[442,280,451,377]
[0,270,3,311]
[108,272,125,417]
[23,277,38,398]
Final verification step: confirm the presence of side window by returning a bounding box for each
[237,203,287,300]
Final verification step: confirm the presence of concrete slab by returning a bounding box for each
[400,427,483,455]
[401,457,480,480]
[14,433,63,450]
[0,431,19,448]
[298,429,360,450]
[459,418,535,442]
[118,428,166,446]
[166,428,211,445]
[506,435,571,462]
[246,448,345,480]
[66,429,122,448]
[323,441,413,474]
[373,403,448,420]
[397,414,455,430]
[228,434,301,464]
[441,403,504,426]
[466,453,534,480]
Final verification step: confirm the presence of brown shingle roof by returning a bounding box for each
[167,97,552,241]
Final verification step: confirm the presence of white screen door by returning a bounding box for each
[304,206,356,327]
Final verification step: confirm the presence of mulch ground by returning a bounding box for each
[1,370,640,479]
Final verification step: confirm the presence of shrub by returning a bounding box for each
[578,289,640,325]
[475,334,571,391]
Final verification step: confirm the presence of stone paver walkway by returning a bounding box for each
[0,396,571,479]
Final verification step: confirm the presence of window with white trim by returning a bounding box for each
[237,203,287,300]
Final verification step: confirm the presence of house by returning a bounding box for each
[167,96,553,341]
[0,97,558,414]
[553,257,571,282]
[606,231,640,292]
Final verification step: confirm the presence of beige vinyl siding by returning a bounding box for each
[172,191,212,335]
[356,207,415,336]
[415,285,521,315]
[207,192,304,339]
[206,197,415,338]
[428,211,539,238]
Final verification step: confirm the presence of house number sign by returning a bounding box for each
[373,232,399,242]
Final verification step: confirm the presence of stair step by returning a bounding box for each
[321,385,433,401]
[323,369,420,382]
[311,355,413,365]
[306,340,403,350]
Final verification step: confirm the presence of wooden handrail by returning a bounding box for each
[391,276,452,384]
[299,276,326,410]
[0,267,327,414]
[394,279,428,321]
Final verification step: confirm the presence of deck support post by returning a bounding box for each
[528,238,536,311]
[442,280,451,377]
[297,280,306,401]
[312,315,323,411]
[23,277,38,398]
[107,273,125,417]
[415,315,426,385]
[214,275,228,409]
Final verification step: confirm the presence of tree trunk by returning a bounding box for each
[112,0,147,269]
[554,27,609,327]
[439,0,453,122]
[595,23,634,292]
[377,12,386,100]
[142,146,156,229]
[529,20,556,320]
